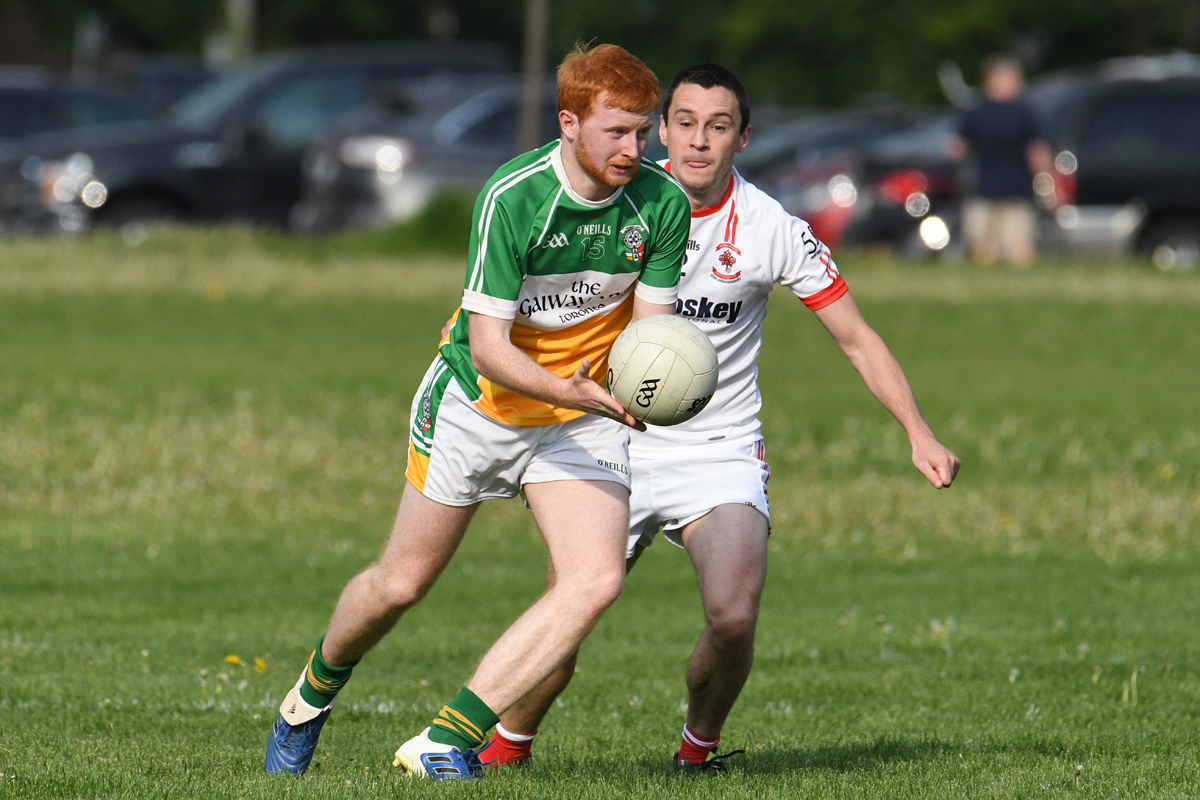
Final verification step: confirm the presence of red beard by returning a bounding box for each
[576,135,639,188]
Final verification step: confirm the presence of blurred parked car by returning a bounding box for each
[0,41,511,234]
[1032,54,1200,267]
[751,111,953,253]
[294,81,667,232]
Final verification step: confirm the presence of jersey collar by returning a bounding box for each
[550,142,625,208]
[663,162,736,218]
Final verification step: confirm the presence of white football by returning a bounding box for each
[606,315,719,426]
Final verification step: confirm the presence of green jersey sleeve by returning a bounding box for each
[631,164,690,305]
[462,191,524,320]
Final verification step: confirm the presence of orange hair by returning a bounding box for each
[557,43,661,123]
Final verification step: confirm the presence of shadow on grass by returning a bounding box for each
[618,735,1070,778]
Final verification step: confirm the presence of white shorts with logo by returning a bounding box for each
[405,357,631,506]
[627,436,771,558]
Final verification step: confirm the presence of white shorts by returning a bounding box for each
[405,357,631,506]
[627,436,771,558]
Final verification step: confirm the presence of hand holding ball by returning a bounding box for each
[606,315,719,426]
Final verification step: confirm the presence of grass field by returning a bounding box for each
[2,229,1199,798]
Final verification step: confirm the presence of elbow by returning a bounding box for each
[470,349,489,378]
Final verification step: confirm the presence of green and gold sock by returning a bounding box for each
[298,635,357,709]
[428,687,499,750]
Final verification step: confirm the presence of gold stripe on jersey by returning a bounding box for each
[473,297,634,427]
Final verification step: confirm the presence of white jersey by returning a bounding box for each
[629,166,847,455]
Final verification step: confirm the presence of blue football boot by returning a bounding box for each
[264,670,335,775]
[393,728,484,780]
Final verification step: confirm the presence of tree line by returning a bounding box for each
[6,0,1200,105]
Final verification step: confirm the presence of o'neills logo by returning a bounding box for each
[597,459,629,475]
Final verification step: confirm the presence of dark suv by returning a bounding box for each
[1036,56,1200,266]
[0,42,510,232]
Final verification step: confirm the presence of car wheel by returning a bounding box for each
[1142,219,1200,271]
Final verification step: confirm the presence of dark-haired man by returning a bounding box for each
[477,63,960,771]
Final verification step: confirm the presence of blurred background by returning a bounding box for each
[3,0,1200,267]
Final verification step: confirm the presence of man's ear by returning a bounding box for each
[658,115,668,147]
[559,109,578,143]
[736,124,752,154]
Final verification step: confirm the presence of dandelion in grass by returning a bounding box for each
[1077,642,1090,659]
[224,654,242,666]
[1009,668,1020,683]
[1075,765,1083,788]
[216,673,228,693]
[1092,666,1103,684]
[199,668,208,691]
[254,657,267,675]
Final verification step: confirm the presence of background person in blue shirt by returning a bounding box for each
[949,55,1053,266]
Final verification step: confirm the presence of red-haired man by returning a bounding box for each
[264,44,691,780]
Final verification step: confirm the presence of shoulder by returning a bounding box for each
[734,170,802,233]
[629,158,690,216]
[480,142,559,210]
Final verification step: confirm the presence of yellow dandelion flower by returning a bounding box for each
[225,654,242,665]
[255,657,268,675]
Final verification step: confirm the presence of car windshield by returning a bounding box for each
[168,66,279,131]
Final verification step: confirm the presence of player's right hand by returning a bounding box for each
[565,359,646,431]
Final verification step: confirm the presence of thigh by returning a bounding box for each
[369,482,479,595]
[999,202,1036,249]
[525,480,630,581]
[963,199,988,246]
[681,504,769,615]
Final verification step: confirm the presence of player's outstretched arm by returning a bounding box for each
[468,312,646,430]
[812,293,960,489]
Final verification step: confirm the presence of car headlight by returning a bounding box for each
[918,215,951,250]
[26,152,106,210]
[336,136,415,176]
[828,174,857,208]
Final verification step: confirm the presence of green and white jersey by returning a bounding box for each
[439,139,690,427]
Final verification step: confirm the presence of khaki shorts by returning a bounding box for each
[627,436,771,558]
[405,356,631,507]
[963,198,1036,259]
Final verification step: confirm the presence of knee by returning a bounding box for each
[568,566,625,620]
[376,567,435,613]
[706,602,759,652]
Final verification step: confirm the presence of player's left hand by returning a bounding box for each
[912,437,960,489]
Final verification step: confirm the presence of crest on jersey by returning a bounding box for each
[620,224,647,262]
[711,243,742,283]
